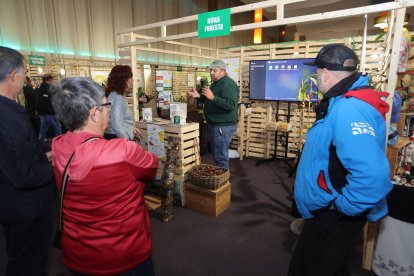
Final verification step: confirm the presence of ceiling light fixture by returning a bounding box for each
[253,8,263,44]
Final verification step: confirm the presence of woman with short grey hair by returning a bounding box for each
[52,77,106,131]
[51,77,158,275]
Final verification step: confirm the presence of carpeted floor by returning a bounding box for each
[0,155,376,276]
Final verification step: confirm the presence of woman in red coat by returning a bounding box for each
[51,77,158,275]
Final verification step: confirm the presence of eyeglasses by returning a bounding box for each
[100,102,112,110]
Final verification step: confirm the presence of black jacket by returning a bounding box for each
[0,95,57,223]
[36,82,55,115]
[23,84,38,119]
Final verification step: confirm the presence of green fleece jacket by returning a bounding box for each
[200,75,239,126]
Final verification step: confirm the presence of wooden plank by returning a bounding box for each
[144,194,162,210]
[185,182,231,216]
[362,222,380,270]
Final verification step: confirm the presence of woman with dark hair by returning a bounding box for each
[51,77,158,275]
[104,65,140,140]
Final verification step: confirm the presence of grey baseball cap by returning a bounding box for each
[209,59,227,70]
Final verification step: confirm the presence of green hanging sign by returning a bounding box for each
[28,55,46,66]
[198,8,231,39]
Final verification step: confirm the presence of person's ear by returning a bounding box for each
[9,70,17,82]
[89,107,98,123]
[321,68,329,82]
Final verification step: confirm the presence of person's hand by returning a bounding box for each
[139,95,149,103]
[46,151,53,162]
[187,88,200,98]
[133,128,142,141]
[202,86,214,100]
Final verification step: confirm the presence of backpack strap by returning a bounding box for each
[57,137,99,232]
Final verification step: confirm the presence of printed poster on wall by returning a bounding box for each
[147,124,165,159]
[188,73,195,87]
[155,70,172,92]
[91,71,110,86]
[222,58,240,86]
[156,70,173,108]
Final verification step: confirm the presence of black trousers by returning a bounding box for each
[3,209,54,276]
[288,209,366,276]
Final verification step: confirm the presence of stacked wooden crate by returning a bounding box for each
[244,106,271,158]
[231,105,316,160]
[186,181,231,217]
[136,120,201,206]
[230,104,251,160]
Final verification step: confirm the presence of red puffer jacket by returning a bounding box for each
[52,131,158,275]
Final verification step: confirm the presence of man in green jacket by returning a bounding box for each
[188,59,239,169]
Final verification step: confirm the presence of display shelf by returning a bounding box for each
[398,112,414,137]
[387,137,410,179]
[137,120,200,206]
[397,69,414,75]
[388,136,410,149]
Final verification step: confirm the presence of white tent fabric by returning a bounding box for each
[0,0,253,61]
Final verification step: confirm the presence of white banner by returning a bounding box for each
[91,70,110,85]
[147,124,165,159]
[222,58,240,86]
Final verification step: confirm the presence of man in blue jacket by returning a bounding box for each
[288,44,392,276]
[0,46,57,275]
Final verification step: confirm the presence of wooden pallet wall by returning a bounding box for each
[224,36,386,159]
[25,55,116,87]
[230,104,316,159]
[243,106,271,158]
[219,36,386,102]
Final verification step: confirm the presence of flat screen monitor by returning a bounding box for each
[249,58,317,102]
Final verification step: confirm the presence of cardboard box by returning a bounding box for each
[170,103,187,125]
[185,181,231,217]
[142,108,153,122]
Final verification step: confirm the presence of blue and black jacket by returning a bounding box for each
[294,73,393,222]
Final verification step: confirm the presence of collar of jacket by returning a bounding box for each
[315,72,363,121]
[0,94,26,113]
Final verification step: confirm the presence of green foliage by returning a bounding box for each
[173,96,187,103]
[368,74,384,91]
[375,32,386,42]
[297,74,320,102]
[137,87,143,98]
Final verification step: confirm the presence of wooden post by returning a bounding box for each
[246,108,251,158]
[131,45,139,122]
[362,8,407,271]
[238,105,246,160]
[265,106,273,159]
[362,222,380,270]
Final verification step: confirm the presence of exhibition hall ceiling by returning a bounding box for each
[237,0,414,40]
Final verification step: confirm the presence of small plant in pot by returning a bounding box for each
[297,73,321,131]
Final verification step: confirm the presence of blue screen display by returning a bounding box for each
[249,58,317,102]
